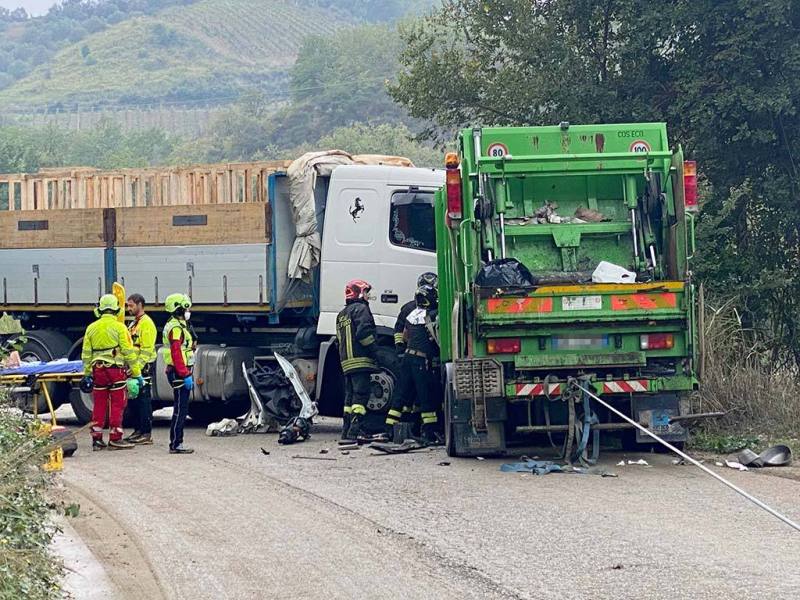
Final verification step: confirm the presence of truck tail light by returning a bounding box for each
[683,161,698,212]
[487,338,521,354]
[640,333,674,350]
[445,152,462,223]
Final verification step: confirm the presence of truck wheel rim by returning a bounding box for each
[367,371,394,412]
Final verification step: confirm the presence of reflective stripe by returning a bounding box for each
[341,357,377,373]
[387,409,402,419]
[360,335,375,346]
[351,404,367,416]
[385,416,399,425]
[394,333,404,344]
[343,405,353,414]
[421,411,437,424]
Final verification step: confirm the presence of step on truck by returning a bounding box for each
[0,156,443,426]
[436,123,702,457]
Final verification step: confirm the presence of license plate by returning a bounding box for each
[562,295,602,311]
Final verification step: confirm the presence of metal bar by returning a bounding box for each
[575,383,800,533]
[223,275,228,306]
[516,421,646,433]
[478,150,673,165]
[65,277,70,305]
[154,276,159,304]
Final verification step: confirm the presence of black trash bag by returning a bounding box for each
[475,258,538,288]
[246,364,303,425]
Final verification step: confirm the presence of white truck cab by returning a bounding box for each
[316,165,445,336]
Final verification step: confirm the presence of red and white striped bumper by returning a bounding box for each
[514,379,650,396]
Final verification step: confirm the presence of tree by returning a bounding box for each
[391,0,800,363]
[267,23,411,148]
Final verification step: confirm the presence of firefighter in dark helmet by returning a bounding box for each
[336,279,377,440]
[386,283,443,444]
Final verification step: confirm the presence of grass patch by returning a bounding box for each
[0,393,63,600]
[691,296,800,451]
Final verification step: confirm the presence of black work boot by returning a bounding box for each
[341,413,352,440]
[347,416,365,441]
[420,424,445,446]
[92,439,107,451]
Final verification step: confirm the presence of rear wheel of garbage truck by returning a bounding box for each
[14,330,73,415]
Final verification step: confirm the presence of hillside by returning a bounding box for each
[0,0,351,109]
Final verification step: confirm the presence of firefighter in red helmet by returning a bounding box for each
[336,279,377,440]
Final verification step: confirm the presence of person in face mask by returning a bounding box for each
[162,293,196,454]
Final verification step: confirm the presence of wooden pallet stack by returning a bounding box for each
[0,160,291,211]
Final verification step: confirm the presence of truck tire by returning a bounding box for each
[16,330,73,414]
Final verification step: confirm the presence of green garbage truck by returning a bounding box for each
[436,122,702,457]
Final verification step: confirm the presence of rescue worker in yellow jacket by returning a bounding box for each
[163,293,196,454]
[123,293,157,445]
[81,294,142,450]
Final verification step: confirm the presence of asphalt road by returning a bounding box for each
[57,411,800,600]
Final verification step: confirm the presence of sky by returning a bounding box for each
[0,0,58,15]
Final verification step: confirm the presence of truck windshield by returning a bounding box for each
[389,190,435,252]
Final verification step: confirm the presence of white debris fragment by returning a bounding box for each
[627,459,649,466]
[725,460,749,472]
[617,460,626,466]
[715,461,724,467]
[476,456,485,461]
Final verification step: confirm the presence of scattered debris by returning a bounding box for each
[319,448,329,454]
[341,451,350,456]
[206,418,239,437]
[338,443,360,451]
[277,416,312,445]
[291,455,336,461]
[715,461,724,467]
[724,460,748,472]
[592,261,636,284]
[574,207,609,222]
[616,460,626,467]
[502,460,563,475]
[369,439,426,455]
[437,461,451,467]
[260,447,270,456]
[476,456,485,461]
[737,444,793,467]
[672,458,686,465]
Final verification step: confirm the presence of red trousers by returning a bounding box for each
[90,365,128,442]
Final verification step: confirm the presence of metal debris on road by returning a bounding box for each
[369,439,426,455]
[437,462,451,467]
[260,447,270,456]
[319,448,329,454]
[724,460,748,472]
[291,455,336,461]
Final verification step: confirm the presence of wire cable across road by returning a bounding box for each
[574,383,800,533]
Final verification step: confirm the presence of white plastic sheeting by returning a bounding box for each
[285,150,414,281]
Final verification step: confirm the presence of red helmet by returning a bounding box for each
[345,279,372,302]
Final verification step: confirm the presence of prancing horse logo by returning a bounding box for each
[349,197,364,222]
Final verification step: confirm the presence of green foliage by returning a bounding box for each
[266,23,410,148]
[391,0,800,365]
[304,0,437,22]
[316,123,443,168]
[0,1,200,93]
[0,401,62,600]
[0,0,348,109]
[690,431,762,454]
[0,120,180,178]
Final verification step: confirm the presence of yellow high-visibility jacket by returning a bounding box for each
[129,313,157,374]
[81,314,141,376]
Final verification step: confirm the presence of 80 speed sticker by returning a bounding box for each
[486,142,509,157]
